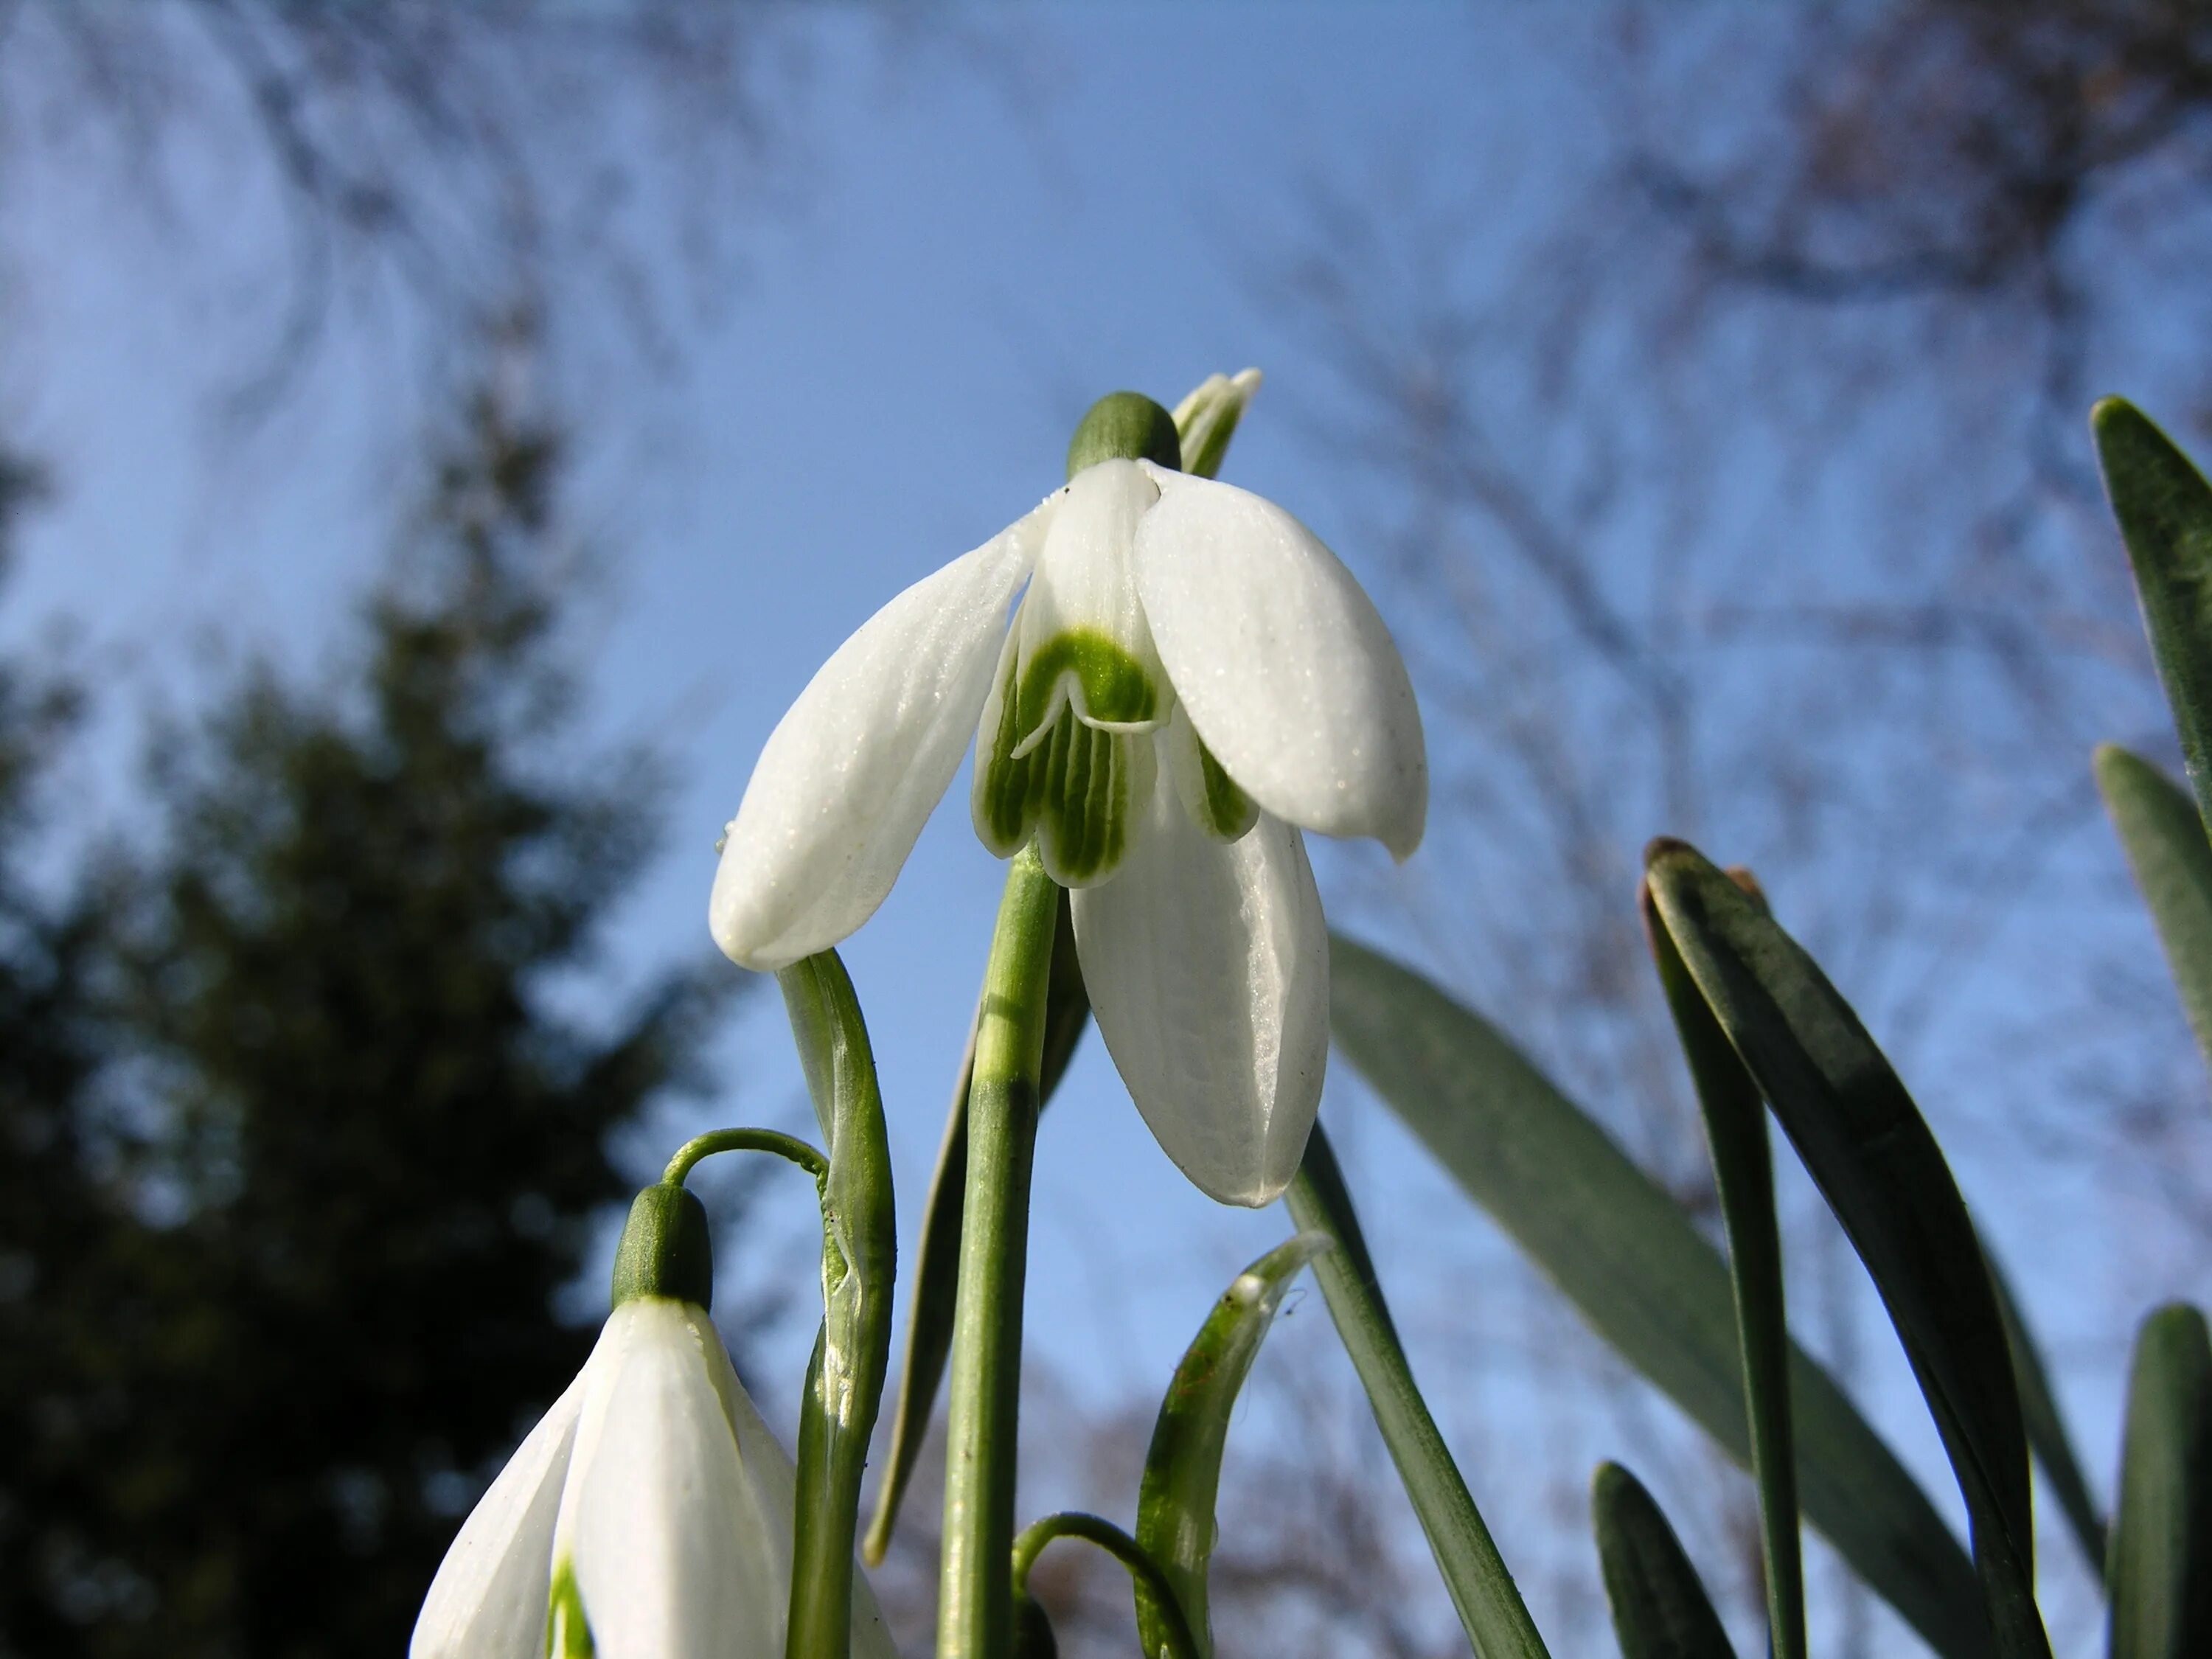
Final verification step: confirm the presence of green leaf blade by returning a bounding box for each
[1135,1231,1333,1659]
[1986,1246,2107,1577]
[2093,399,2212,840]
[1645,841,2047,1659]
[1288,1125,1551,1659]
[1642,880,1804,1659]
[2108,1304,2212,1659]
[1329,933,1990,1659]
[1590,1462,1738,1659]
[2096,743,2212,1080]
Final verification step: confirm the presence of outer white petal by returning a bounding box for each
[712,499,1051,970]
[693,1320,901,1659]
[410,1373,586,1659]
[557,1299,783,1659]
[1133,464,1427,858]
[1072,782,1329,1206]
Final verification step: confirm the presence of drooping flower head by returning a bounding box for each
[712,376,1425,1204]
[411,1185,895,1659]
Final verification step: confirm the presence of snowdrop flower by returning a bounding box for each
[712,383,1425,1206]
[411,1187,894,1659]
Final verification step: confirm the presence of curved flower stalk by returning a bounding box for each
[712,378,1427,1205]
[411,1189,896,1659]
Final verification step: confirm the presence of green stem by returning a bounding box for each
[663,1127,828,1187]
[776,951,897,1659]
[938,846,1059,1659]
[1009,1512,1203,1659]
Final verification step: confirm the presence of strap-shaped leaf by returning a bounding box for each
[1986,1243,2107,1577]
[2097,743,2212,1079]
[863,891,1088,1565]
[776,950,897,1659]
[1590,1462,1738,1659]
[2108,1304,2212,1659]
[1288,1125,1551,1659]
[1646,841,2047,1659]
[1135,1232,1332,1659]
[1642,880,1804,1659]
[1329,933,1990,1659]
[2093,399,2212,841]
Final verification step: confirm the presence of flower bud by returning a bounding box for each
[1011,1590,1060,1659]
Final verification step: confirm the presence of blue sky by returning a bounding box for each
[0,3,1590,1393]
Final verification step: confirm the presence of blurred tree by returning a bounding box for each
[6,370,742,1658]
[0,1,841,414]
[0,455,156,1655]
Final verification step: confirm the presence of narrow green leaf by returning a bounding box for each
[1985,1243,2107,1578]
[864,888,1088,1565]
[1642,880,1804,1659]
[2096,743,2212,1079]
[1135,1231,1332,1659]
[2093,399,2212,841]
[1590,1462,1738,1659]
[2108,1304,2212,1659]
[1288,1125,1551,1659]
[776,950,897,1659]
[1646,840,2048,1659]
[1329,933,1990,1659]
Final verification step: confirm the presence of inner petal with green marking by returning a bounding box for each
[1166,706,1259,843]
[1012,627,1162,742]
[1009,456,1169,743]
[973,631,1160,886]
[546,1559,595,1658]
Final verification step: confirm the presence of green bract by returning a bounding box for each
[1065,390,1182,477]
[608,1182,714,1310]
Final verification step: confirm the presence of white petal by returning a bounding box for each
[1072,782,1329,1206]
[557,1300,783,1659]
[1015,459,1167,731]
[411,1374,586,1659]
[692,1323,901,1659]
[712,499,1051,970]
[1133,465,1427,858]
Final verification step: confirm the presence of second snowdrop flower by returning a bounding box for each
[712,378,1427,1205]
[411,1186,894,1659]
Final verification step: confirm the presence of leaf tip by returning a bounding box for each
[2090,394,2141,441]
[2143,1299,2212,1348]
[2092,741,2138,793]
[1590,1459,1635,1507]
[1722,865,1770,914]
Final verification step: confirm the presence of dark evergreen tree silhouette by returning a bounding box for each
[69,382,740,1658]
